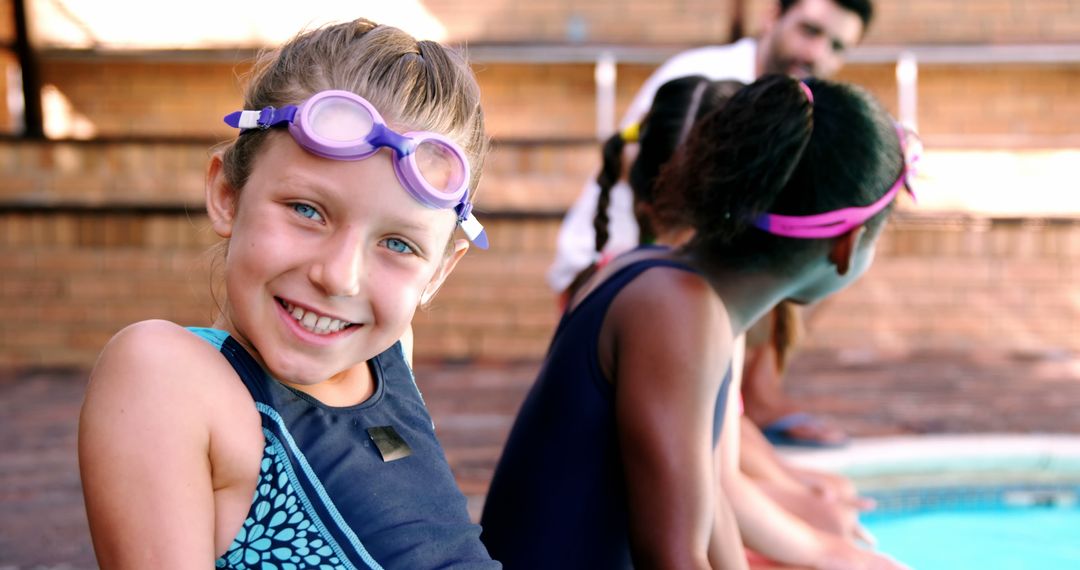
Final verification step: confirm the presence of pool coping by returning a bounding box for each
[778,433,1080,491]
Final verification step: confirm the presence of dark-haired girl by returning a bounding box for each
[481,75,912,569]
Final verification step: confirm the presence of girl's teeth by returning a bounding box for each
[281,300,351,335]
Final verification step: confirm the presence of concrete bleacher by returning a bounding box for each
[1,1,1078,366]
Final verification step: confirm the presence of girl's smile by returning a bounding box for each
[274,296,361,346]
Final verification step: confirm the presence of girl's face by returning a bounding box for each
[207,132,466,385]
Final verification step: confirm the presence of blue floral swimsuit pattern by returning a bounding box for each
[216,431,346,569]
[189,328,499,570]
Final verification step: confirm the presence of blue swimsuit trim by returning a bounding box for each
[257,403,385,570]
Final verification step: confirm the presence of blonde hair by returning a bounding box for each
[222,18,487,197]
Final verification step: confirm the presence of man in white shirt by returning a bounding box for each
[550,0,871,292]
[549,0,873,447]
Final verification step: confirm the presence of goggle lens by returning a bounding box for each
[415,139,467,194]
[308,98,374,143]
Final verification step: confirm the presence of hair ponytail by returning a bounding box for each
[562,132,626,299]
[653,74,813,248]
[593,132,626,255]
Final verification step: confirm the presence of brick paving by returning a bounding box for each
[4,348,1080,568]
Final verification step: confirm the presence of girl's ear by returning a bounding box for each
[205,152,237,238]
[420,239,470,306]
[828,225,866,276]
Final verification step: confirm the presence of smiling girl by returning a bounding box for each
[78,19,498,569]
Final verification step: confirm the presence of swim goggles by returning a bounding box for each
[752,124,920,239]
[224,90,488,249]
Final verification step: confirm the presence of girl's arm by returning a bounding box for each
[719,352,905,570]
[741,414,861,503]
[740,415,807,491]
[742,416,875,543]
[712,339,750,569]
[606,268,734,569]
[721,337,837,566]
[79,321,229,569]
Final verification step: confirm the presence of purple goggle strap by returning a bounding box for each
[223,105,490,249]
[224,106,297,131]
[752,125,917,239]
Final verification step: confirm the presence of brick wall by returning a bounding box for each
[836,63,1080,147]
[8,0,1080,50]
[15,0,1080,48]
[427,0,1080,45]
[0,0,11,44]
[39,59,244,139]
[0,139,598,213]
[0,210,218,367]
[740,0,1080,45]
[29,56,1080,148]
[864,0,1080,45]
[0,140,208,205]
[4,206,1079,367]
[429,0,734,44]
[1,50,13,132]
[915,64,1080,145]
[476,63,597,140]
[806,216,1080,355]
[2,0,1079,367]
[32,59,657,143]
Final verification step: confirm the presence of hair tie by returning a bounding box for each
[798,81,814,104]
[620,122,640,143]
[677,81,709,145]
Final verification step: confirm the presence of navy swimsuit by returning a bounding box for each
[479,256,732,569]
[189,328,499,569]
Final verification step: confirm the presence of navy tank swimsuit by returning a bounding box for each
[479,256,732,569]
[189,328,499,569]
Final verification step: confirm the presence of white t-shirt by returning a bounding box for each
[547,38,759,293]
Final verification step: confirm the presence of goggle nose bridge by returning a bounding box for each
[366,123,416,158]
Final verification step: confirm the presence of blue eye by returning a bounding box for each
[384,238,414,255]
[292,203,323,222]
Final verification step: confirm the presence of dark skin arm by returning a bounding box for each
[599,267,746,569]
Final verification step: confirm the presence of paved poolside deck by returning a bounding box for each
[3,347,1080,568]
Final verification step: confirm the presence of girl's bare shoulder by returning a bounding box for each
[606,263,735,375]
[93,319,233,379]
[616,263,729,333]
[85,320,253,427]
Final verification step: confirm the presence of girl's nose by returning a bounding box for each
[309,228,365,297]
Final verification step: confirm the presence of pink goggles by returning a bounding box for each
[752,125,920,239]
[225,90,488,249]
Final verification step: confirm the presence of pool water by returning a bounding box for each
[861,505,1080,569]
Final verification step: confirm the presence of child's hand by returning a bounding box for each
[816,536,910,570]
[799,469,874,509]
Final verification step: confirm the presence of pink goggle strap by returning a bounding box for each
[752,124,918,239]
